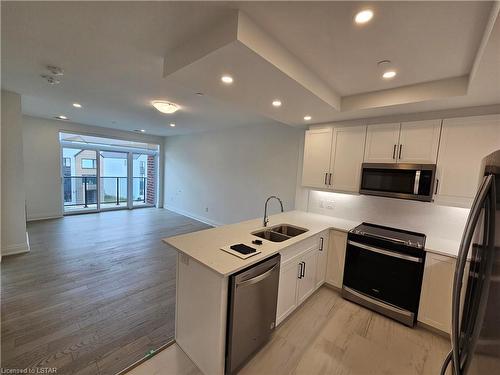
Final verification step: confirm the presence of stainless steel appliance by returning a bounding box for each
[342,223,426,326]
[441,150,500,375]
[225,254,280,375]
[360,163,436,202]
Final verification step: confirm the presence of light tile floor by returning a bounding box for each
[127,287,452,375]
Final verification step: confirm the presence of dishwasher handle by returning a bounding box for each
[236,264,279,287]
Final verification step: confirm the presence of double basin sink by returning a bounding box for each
[252,224,309,242]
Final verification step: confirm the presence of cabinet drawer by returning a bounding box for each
[279,231,327,263]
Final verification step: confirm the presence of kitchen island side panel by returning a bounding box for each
[175,253,228,375]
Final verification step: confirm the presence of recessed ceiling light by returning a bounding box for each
[382,70,397,79]
[55,115,68,120]
[272,100,282,107]
[196,92,204,96]
[134,129,146,133]
[221,75,234,84]
[72,103,82,108]
[355,9,374,24]
[152,100,180,114]
[304,115,312,121]
[170,123,176,127]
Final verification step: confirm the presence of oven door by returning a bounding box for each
[343,240,425,313]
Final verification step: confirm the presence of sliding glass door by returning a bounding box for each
[61,135,158,215]
[99,151,128,210]
[62,148,98,214]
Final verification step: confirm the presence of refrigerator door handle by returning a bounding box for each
[450,174,494,374]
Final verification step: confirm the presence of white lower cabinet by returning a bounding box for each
[315,232,329,288]
[325,230,347,288]
[418,252,469,334]
[276,233,328,325]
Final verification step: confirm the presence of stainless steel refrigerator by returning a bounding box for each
[441,150,500,375]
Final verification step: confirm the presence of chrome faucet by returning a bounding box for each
[263,195,284,227]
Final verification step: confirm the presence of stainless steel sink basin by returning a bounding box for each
[270,224,308,237]
[252,224,309,242]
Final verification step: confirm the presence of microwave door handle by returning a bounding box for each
[413,170,421,195]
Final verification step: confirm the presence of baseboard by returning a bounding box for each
[27,213,63,222]
[2,233,31,256]
[164,205,223,227]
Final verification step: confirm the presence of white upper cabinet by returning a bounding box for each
[330,126,367,193]
[364,123,401,163]
[435,114,500,208]
[302,125,366,193]
[398,120,441,164]
[302,128,333,188]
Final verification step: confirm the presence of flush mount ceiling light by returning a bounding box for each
[304,115,312,121]
[221,75,234,84]
[72,103,82,108]
[272,100,282,107]
[170,123,176,127]
[55,115,68,120]
[354,9,374,24]
[382,70,397,79]
[152,100,180,114]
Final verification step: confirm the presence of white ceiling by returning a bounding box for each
[2,1,499,136]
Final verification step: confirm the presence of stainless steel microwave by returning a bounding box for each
[359,163,436,202]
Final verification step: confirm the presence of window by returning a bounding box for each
[81,159,96,169]
[63,157,71,167]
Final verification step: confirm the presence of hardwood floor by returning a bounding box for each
[128,287,452,375]
[1,208,210,375]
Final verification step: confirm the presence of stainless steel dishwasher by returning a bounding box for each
[225,254,281,375]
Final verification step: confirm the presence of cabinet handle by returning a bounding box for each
[298,262,303,279]
[302,261,306,278]
[393,144,397,159]
[399,144,403,160]
[324,173,328,185]
[328,173,332,186]
[434,179,439,195]
[319,237,324,251]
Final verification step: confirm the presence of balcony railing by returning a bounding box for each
[63,176,152,208]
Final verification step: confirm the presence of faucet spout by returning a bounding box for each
[263,195,284,227]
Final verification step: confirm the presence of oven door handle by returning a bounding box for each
[347,240,423,263]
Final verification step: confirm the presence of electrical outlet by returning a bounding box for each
[205,207,209,212]
[325,200,334,209]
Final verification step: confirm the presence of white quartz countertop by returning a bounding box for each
[163,210,463,276]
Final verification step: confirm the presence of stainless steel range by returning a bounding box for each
[342,222,426,327]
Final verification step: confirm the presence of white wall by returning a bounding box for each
[22,116,165,221]
[164,122,303,226]
[1,90,28,255]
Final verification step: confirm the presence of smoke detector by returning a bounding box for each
[41,75,61,85]
[46,65,64,76]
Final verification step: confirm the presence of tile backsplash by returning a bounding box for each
[306,190,470,241]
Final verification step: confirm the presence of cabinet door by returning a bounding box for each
[364,123,401,163]
[398,120,441,163]
[418,253,455,333]
[330,125,367,192]
[435,115,500,208]
[315,232,329,288]
[302,128,333,188]
[297,248,318,305]
[326,230,347,288]
[276,258,300,325]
